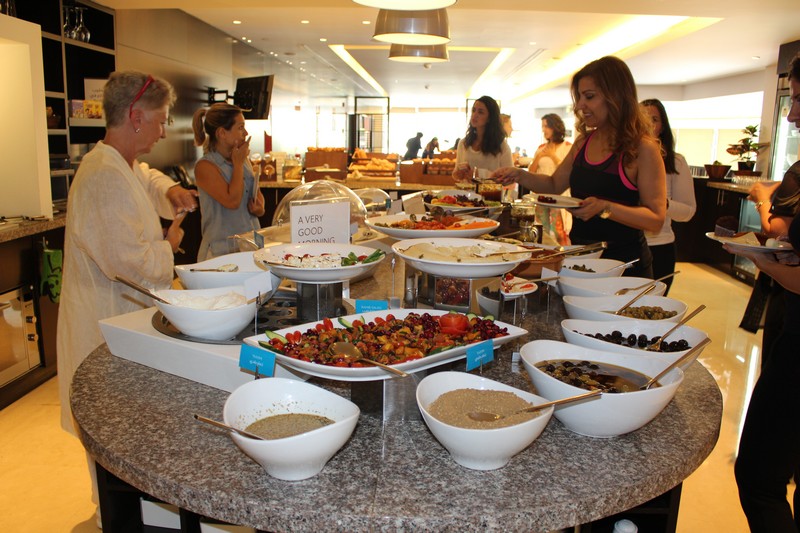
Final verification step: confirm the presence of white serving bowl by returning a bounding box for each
[175,251,275,290]
[223,378,359,481]
[538,243,604,259]
[562,294,688,323]
[520,340,684,437]
[559,257,626,278]
[416,371,553,470]
[561,319,709,370]
[154,286,255,341]
[475,290,500,318]
[557,276,667,298]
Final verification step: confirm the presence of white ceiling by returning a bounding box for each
[96,0,800,109]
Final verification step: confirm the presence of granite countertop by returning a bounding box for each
[70,261,723,532]
[0,211,66,244]
[705,180,753,194]
[259,179,441,191]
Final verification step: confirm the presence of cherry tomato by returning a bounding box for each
[322,317,334,331]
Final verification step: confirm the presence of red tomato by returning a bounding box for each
[439,313,470,333]
[322,317,334,331]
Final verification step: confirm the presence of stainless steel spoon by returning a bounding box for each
[641,337,712,390]
[189,263,239,272]
[194,414,265,440]
[467,389,602,422]
[330,341,409,377]
[615,271,681,295]
[115,275,171,304]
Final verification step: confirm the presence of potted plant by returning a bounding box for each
[726,125,768,171]
[704,160,732,181]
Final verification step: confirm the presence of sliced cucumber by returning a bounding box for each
[338,317,353,328]
[257,340,284,354]
[264,330,287,343]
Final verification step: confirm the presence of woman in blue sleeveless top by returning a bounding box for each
[192,103,265,260]
[492,56,666,278]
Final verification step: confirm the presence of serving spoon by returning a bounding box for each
[645,304,706,352]
[467,389,602,422]
[641,337,712,390]
[194,414,265,440]
[330,342,410,378]
[615,271,681,295]
[613,283,657,315]
[189,263,239,272]
[115,275,171,304]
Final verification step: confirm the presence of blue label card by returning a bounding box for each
[466,340,494,371]
[355,299,389,313]
[253,230,264,249]
[239,344,275,377]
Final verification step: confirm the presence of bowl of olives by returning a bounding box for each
[560,319,709,369]
[557,276,667,298]
[562,294,688,323]
[520,339,684,437]
[558,258,626,279]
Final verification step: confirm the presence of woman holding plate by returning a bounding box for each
[452,95,513,185]
[492,57,666,278]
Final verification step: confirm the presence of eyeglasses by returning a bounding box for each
[129,75,154,120]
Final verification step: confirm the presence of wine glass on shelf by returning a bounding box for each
[74,7,90,43]
[63,6,75,39]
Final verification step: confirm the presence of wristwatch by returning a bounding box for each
[599,203,612,219]
[754,200,765,210]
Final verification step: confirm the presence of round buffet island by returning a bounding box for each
[70,260,722,533]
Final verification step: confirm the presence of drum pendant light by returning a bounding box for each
[373,9,450,45]
[353,0,456,9]
[388,43,449,63]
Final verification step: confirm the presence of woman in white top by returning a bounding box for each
[641,98,696,295]
[452,95,513,183]
[529,113,573,244]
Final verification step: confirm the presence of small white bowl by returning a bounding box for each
[561,319,709,370]
[175,251,274,290]
[416,371,553,470]
[154,286,255,341]
[223,378,359,481]
[559,258,626,279]
[557,276,667,298]
[475,290,500,318]
[520,340,684,437]
[562,294,687,323]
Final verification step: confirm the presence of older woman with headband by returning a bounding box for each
[57,71,185,518]
[192,103,265,260]
[493,56,666,278]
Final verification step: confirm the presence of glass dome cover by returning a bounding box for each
[272,180,368,231]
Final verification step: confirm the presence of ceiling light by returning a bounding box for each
[362,20,371,25]
[301,20,310,24]
[320,38,328,42]
[353,0,456,9]
[373,9,450,45]
[232,20,241,25]
[388,43,449,63]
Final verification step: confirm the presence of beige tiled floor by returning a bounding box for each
[0,262,792,532]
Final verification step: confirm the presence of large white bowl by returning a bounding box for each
[562,294,688,323]
[520,340,684,437]
[253,242,385,284]
[175,251,280,293]
[223,378,359,481]
[561,319,709,370]
[557,276,667,298]
[559,258,626,278]
[154,286,255,341]
[538,243,604,259]
[416,371,553,470]
[392,237,531,278]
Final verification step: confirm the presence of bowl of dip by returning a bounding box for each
[223,378,359,481]
[416,371,553,470]
[520,340,684,437]
[154,285,255,341]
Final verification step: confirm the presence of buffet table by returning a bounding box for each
[70,261,722,532]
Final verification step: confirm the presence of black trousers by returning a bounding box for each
[648,241,676,296]
[735,323,800,533]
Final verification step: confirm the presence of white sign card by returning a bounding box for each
[290,197,350,244]
[401,192,426,215]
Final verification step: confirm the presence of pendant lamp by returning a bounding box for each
[353,0,456,8]
[388,43,449,63]
[373,9,450,45]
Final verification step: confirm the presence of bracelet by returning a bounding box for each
[754,201,765,210]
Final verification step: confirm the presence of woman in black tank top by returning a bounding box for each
[492,56,666,278]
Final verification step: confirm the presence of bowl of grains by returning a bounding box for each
[416,371,553,470]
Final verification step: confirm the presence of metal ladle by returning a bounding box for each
[189,263,239,272]
[467,389,602,422]
[194,414,265,440]
[330,342,409,378]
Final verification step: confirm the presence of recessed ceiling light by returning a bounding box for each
[242,36,247,40]
[301,20,309,24]
[751,55,760,60]
[300,61,307,64]
[233,20,242,25]
[529,41,537,45]
[362,20,371,25]
[320,38,327,42]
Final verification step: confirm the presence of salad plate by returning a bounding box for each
[253,243,385,283]
[705,232,792,254]
[243,309,526,381]
[524,194,581,209]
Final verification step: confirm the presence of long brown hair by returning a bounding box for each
[463,95,506,156]
[192,103,244,153]
[571,56,653,165]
